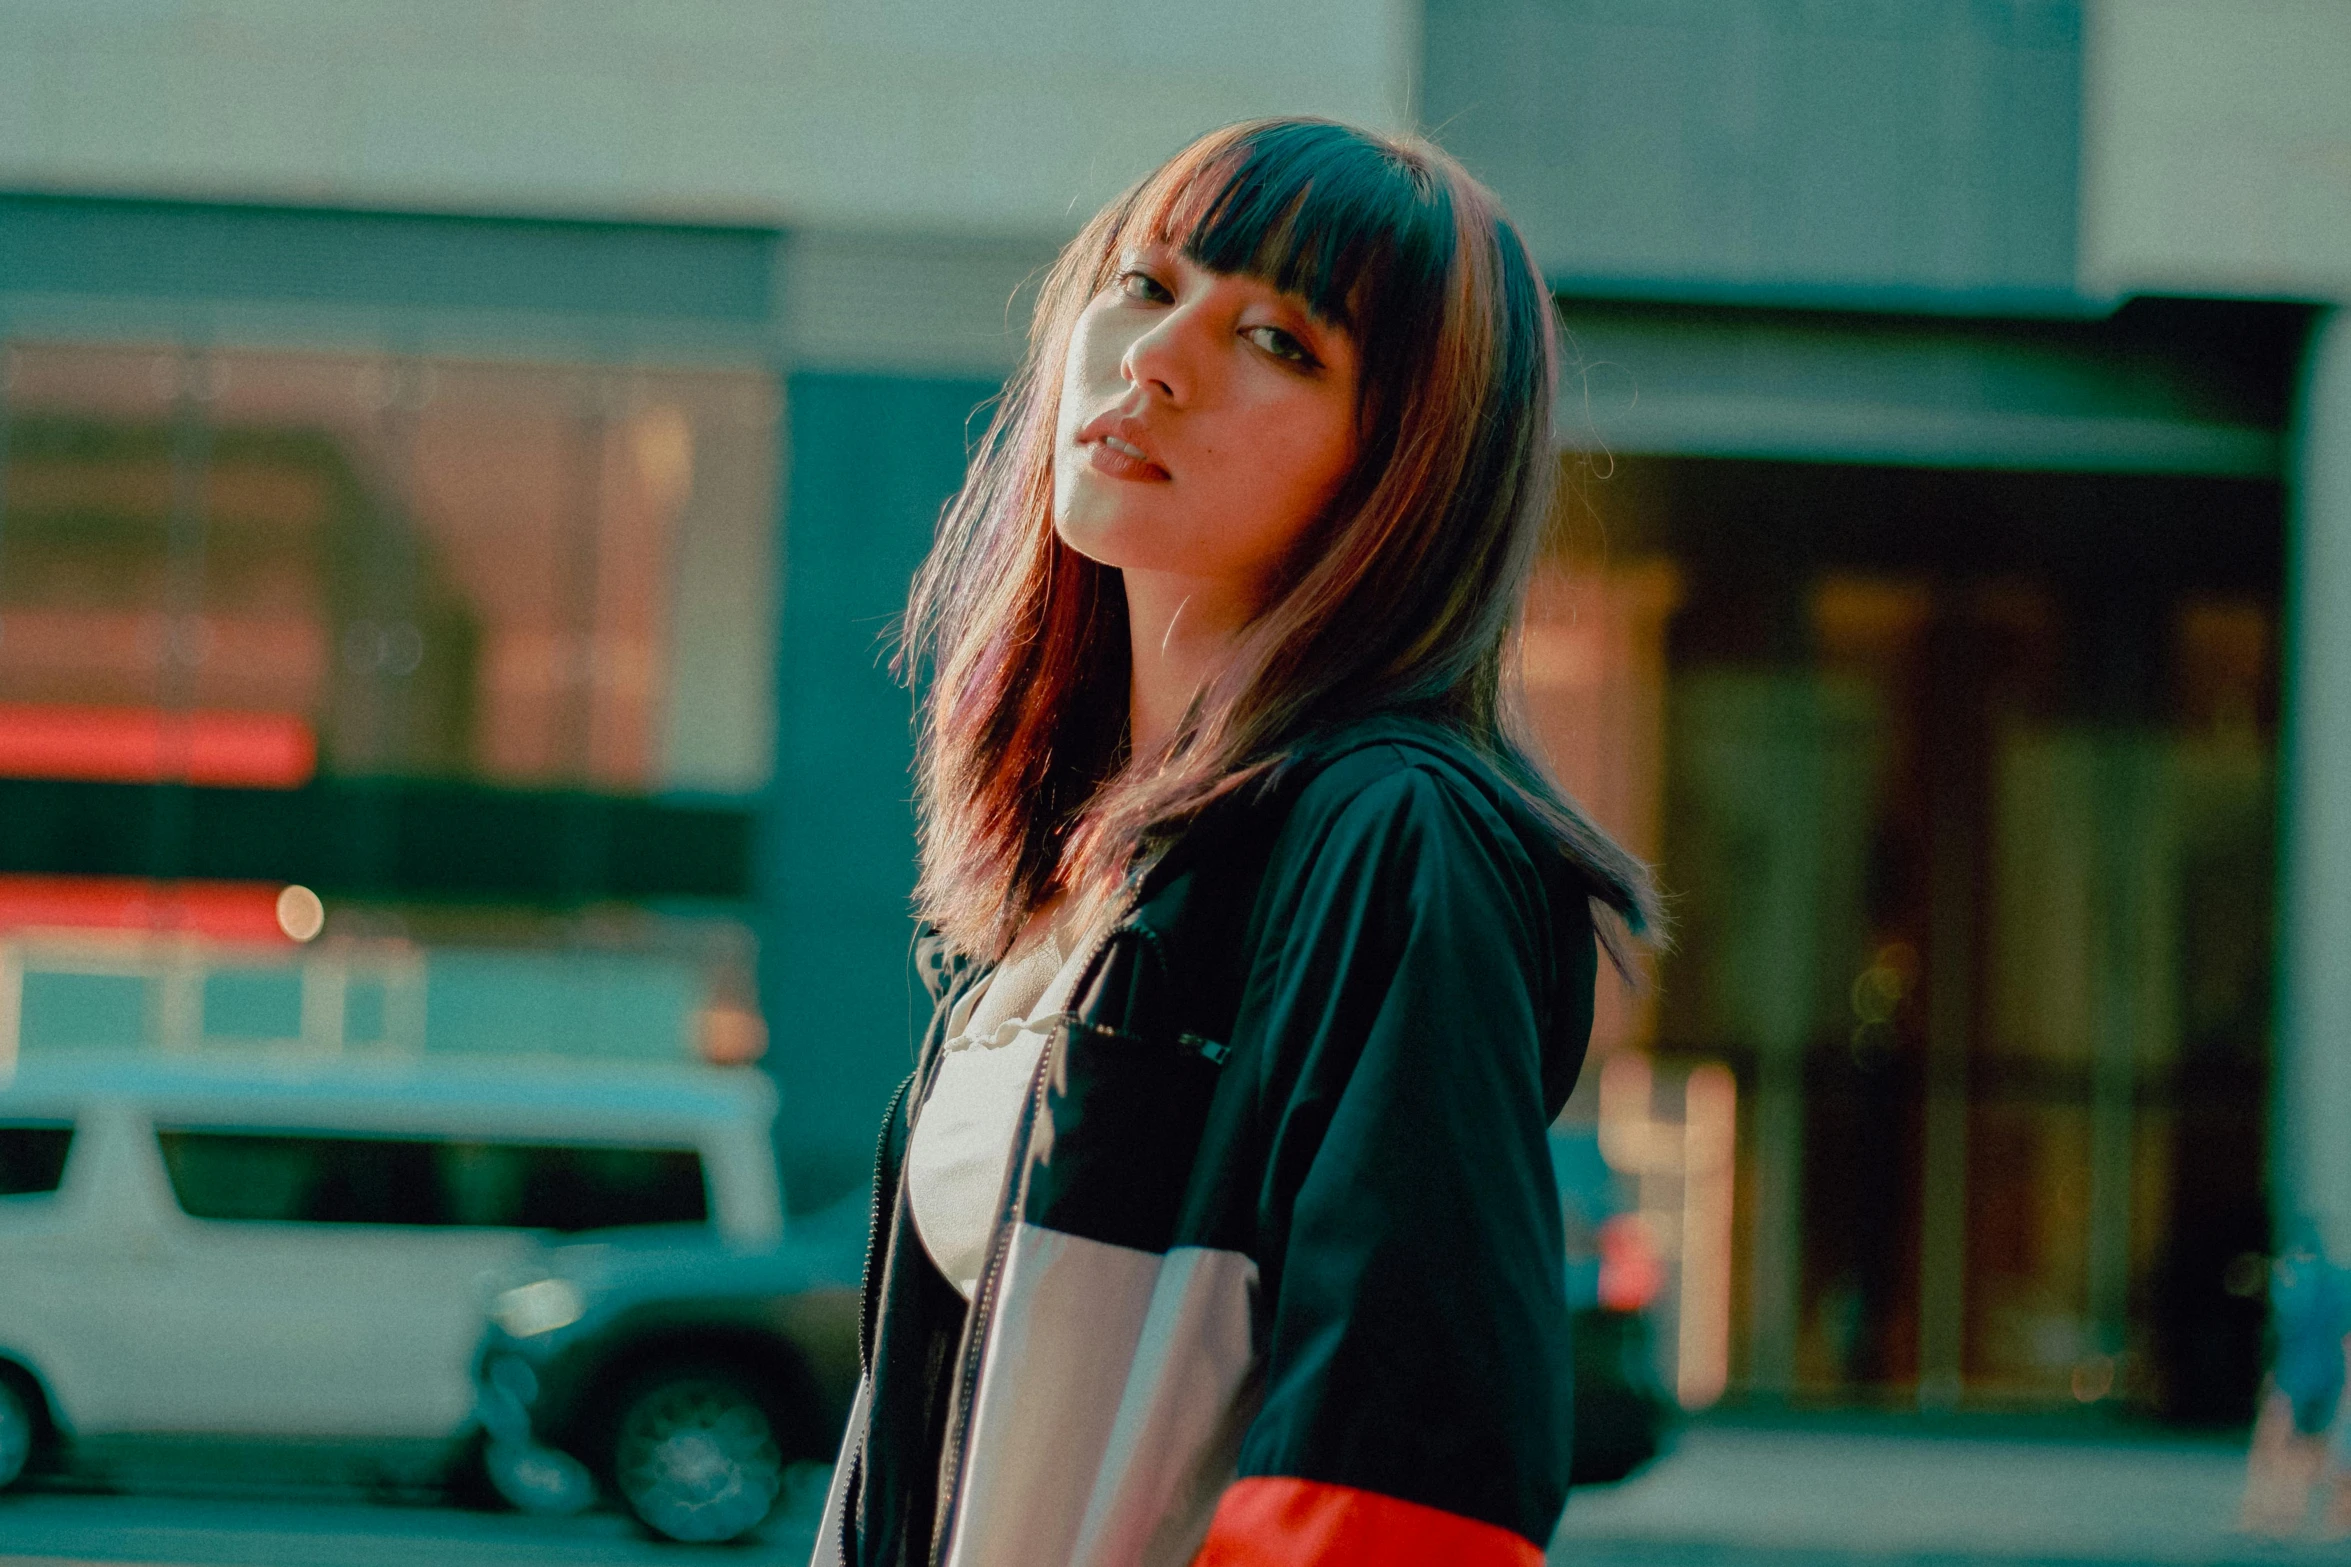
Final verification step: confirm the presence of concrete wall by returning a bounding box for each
[0,0,1413,236]
[1423,0,2083,307]
[2285,312,2351,1258]
[2081,0,2351,301]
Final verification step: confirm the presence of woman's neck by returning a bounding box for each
[1121,567,1254,761]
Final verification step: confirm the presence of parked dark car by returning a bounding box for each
[476,1128,1666,1543]
[470,1196,864,1543]
[1551,1122,1676,1485]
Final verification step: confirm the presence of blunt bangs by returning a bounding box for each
[1132,120,1455,342]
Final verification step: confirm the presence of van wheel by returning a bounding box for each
[609,1364,787,1543]
[0,1377,33,1491]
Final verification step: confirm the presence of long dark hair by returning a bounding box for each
[899,118,1658,966]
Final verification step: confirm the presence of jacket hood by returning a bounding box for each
[1200,711,1606,1120]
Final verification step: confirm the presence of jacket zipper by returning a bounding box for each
[835,1065,916,1567]
[855,1067,919,1377]
[926,888,1140,1566]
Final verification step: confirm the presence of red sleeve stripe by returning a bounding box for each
[1193,1476,1545,1566]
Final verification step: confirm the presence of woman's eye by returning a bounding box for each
[1245,325,1317,367]
[1118,270,1174,305]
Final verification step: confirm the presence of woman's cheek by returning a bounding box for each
[1270,416,1354,535]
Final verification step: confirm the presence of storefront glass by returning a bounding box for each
[1528,454,2280,1418]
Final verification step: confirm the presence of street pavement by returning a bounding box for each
[0,1419,2344,1566]
[1551,1417,2350,1565]
[0,1486,822,1565]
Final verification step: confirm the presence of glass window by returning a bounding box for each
[1536,452,2282,1416]
[155,1128,707,1230]
[18,970,152,1050]
[200,968,305,1041]
[0,342,778,795]
[0,1122,75,1197]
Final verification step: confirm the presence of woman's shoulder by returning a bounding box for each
[1276,714,1533,847]
[1255,715,1563,907]
[1264,713,1598,938]
[1248,714,1602,1111]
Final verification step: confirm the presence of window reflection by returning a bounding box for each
[0,342,777,794]
[1525,453,2281,1419]
[156,1128,709,1230]
[0,1123,74,1197]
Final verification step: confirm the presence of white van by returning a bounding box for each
[0,1053,781,1492]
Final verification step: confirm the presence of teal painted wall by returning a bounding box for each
[761,372,1000,1206]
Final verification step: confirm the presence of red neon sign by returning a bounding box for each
[0,875,294,942]
[0,704,316,788]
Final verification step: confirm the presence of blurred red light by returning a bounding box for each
[0,875,293,942]
[0,703,315,788]
[1597,1213,1666,1313]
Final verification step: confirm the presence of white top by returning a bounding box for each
[906,918,1100,1299]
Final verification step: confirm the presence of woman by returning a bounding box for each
[819,118,1655,1567]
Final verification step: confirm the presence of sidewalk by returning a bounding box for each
[1550,1417,2351,1565]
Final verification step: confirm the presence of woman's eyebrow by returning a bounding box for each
[1277,291,1352,347]
[1257,276,1349,336]
[1231,273,1330,324]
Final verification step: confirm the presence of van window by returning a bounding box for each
[0,1123,75,1197]
[155,1129,708,1230]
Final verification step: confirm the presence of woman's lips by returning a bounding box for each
[1086,435,1171,482]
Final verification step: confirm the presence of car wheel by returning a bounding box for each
[610,1365,788,1543]
[0,1376,34,1491]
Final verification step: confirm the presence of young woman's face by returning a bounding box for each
[1052,243,1361,603]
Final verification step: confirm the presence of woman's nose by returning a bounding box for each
[1120,307,1203,407]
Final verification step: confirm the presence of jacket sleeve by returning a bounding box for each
[1193,762,1582,1566]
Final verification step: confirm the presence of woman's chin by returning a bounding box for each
[1052,504,1161,571]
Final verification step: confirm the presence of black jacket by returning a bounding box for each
[816,714,1600,1567]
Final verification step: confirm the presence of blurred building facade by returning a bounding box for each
[1,0,2345,1422]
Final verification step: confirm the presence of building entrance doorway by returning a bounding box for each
[1527,456,2281,1419]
